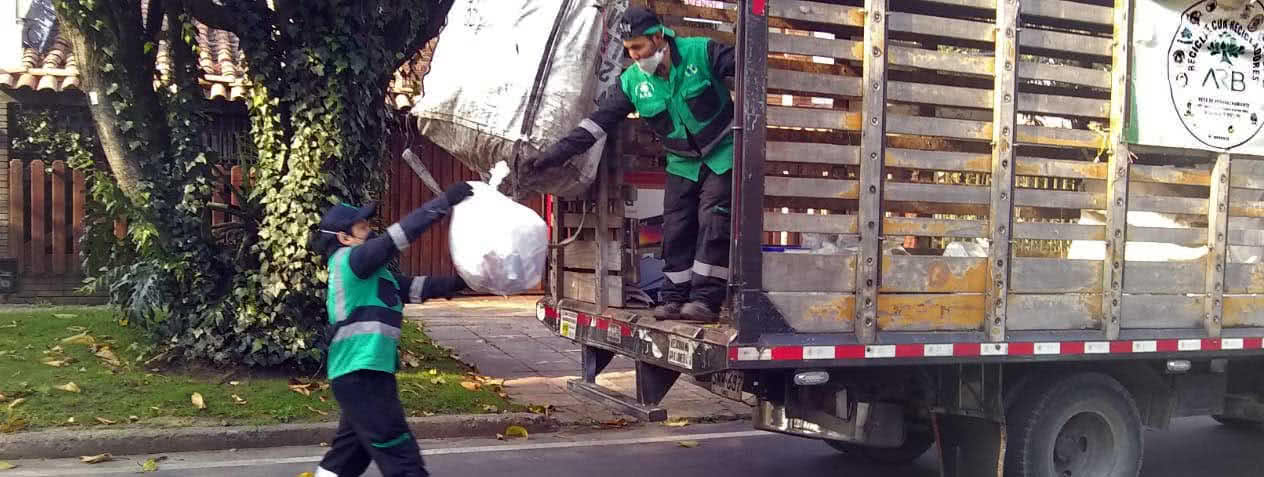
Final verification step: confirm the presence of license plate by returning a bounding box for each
[559,311,578,340]
[711,370,744,401]
[667,336,696,370]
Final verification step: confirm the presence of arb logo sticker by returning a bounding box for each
[1168,1,1264,150]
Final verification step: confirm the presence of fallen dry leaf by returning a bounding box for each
[139,457,159,472]
[460,381,481,391]
[400,351,421,368]
[7,398,25,410]
[427,369,438,376]
[54,382,81,393]
[45,346,63,354]
[0,392,6,402]
[191,392,206,410]
[228,381,240,386]
[0,321,15,329]
[306,406,328,416]
[422,411,435,417]
[288,385,312,397]
[298,472,315,477]
[481,404,499,413]
[149,406,161,412]
[95,417,115,425]
[503,425,529,440]
[429,377,446,385]
[42,358,71,368]
[80,453,112,464]
[0,460,16,470]
[95,348,122,367]
[319,395,328,403]
[664,417,690,428]
[231,394,248,406]
[53,313,78,319]
[598,418,628,429]
[496,433,505,440]
[61,333,95,346]
[678,440,700,448]
[66,417,76,424]
[129,416,139,422]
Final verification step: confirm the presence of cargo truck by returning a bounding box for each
[535,1,1264,475]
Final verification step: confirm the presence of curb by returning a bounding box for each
[0,413,557,460]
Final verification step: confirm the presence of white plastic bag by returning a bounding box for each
[449,161,549,296]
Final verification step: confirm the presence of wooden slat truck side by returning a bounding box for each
[537,1,1264,475]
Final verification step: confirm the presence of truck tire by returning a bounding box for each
[823,430,934,465]
[1005,372,1143,477]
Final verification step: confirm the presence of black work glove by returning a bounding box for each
[443,182,474,206]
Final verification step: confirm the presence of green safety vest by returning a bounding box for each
[621,36,734,182]
[325,247,404,380]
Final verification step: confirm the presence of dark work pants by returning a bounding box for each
[660,166,731,310]
[317,370,428,477]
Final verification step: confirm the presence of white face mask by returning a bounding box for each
[636,43,665,74]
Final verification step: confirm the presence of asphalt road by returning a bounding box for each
[5,417,1264,477]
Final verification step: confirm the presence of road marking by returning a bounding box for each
[7,430,772,476]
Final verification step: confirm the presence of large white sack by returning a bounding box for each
[412,0,628,196]
[449,162,549,296]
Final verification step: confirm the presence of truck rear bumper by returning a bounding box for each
[536,296,733,375]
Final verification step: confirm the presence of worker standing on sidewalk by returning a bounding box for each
[309,182,473,477]
[523,7,736,322]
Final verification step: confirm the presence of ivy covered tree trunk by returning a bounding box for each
[52,0,454,366]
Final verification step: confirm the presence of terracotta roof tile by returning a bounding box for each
[2,12,432,111]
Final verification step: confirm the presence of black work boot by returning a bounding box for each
[654,302,684,320]
[680,301,719,323]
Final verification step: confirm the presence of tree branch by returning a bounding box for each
[145,0,165,39]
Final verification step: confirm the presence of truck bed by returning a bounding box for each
[542,0,1264,375]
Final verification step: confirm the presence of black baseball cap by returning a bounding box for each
[620,7,674,38]
[319,201,377,234]
[314,202,376,255]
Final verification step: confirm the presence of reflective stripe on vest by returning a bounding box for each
[331,321,402,344]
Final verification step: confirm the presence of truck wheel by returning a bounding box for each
[823,430,934,465]
[1005,372,1143,477]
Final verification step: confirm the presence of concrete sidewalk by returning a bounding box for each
[406,297,750,425]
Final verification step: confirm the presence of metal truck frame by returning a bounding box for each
[538,1,1264,475]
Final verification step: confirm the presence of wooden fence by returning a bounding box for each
[4,137,546,302]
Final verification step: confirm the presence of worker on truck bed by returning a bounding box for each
[523,7,735,322]
[309,182,473,477]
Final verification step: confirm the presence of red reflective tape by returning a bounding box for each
[836,345,866,359]
[954,343,981,357]
[1008,342,1034,356]
[895,344,923,358]
[752,0,766,16]
[1156,340,1179,353]
[1246,337,1263,349]
[771,346,803,361]
[1203,339,1222,351]
[1110,341,1132,353]
[1061,341,1084,355]
[728,347,739,361]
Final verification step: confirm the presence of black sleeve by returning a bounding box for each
[534,83,636,168]
[394,273,468,304]
[348,195,455,279]
[706,39,736,79]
